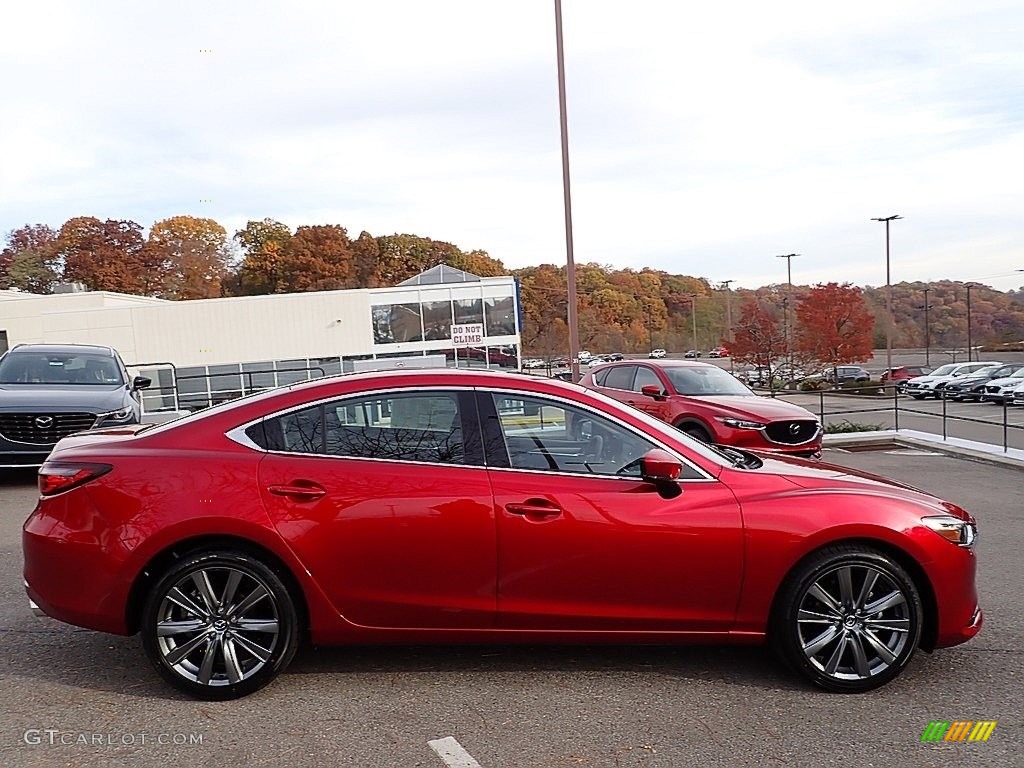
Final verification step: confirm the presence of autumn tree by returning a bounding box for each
[233,218,292,294]
[351,230,380,288]
[1,224,59,293]
[795,282,874,375]
[374,234,462,285]
[55,217,157,294]
[278,225,356,292]
[147,216,231,299]
[730,298,787,375]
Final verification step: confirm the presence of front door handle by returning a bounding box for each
[506,499,563,519]
[267,483,327,501]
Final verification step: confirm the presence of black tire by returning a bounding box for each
[771,545,923,693]
[141,549,300,700]
[678,423,713,444]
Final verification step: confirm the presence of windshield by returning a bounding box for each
[0,351,124,385]
[665,366,752,396]
[1008,368,1024,379]
[930,364,957,376]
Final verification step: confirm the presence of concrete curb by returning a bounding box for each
[824,429,1024,471]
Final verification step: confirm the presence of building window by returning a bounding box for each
[484,296,515,336]
[453,298,483,326]
[372,303,424,344]
[421,300,454,340]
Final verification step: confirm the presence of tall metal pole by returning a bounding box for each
[966,283,973,362]
[872,215,902,378]
[922,287,931,367]
[721,280,734,341]
[690,296,698,353]
[554,0,580,382]
[776,254,797,372]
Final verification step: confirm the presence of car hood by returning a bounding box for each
[0,384,127,411]
[947,376,990,388]
[689,395,817,422]
[745,453,961,513]
[986,376,1024,388]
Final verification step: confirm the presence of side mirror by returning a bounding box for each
[641,384,666,400]
[640,448,683,499]
[132,376,151,391]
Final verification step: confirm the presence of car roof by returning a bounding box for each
[7,343,117,357]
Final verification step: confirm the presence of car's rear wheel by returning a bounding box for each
[772,545,923,693]
[141,549,300,700]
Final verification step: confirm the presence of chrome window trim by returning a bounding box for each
[225,382,717,482]
[479,386,716,482]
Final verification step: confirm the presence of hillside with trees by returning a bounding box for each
[3,216,1023,358]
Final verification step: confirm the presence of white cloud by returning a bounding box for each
[1,0,1021,292]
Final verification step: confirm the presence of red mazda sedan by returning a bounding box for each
[582,360,822,457]
[23,369,981,699]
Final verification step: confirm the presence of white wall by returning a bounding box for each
[0,279,520,367]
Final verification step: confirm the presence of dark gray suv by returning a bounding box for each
[0,344,150,467]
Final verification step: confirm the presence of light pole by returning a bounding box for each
[776,254,798,372]
[553,0,580,382]
[965,283,975,362]
[686,295,698,353]
[917,287,933,367]
[720,279,734,342]
[871,215,903,377]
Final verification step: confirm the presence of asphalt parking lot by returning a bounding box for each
[1,450,1020,768]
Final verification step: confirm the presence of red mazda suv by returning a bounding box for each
[582,360,822,457]
[24,369,980,699]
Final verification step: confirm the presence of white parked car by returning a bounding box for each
[980,367,1024,403]
[906,361,1000,399]
[648,348,667,359]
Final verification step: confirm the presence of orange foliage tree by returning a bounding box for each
[795,282,874,374]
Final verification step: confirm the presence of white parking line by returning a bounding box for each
[428,736,483,768]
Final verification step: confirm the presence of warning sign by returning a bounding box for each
[451,323,484,346]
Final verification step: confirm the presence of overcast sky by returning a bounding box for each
[2,0,1022,291]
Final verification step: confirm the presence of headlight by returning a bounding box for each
[716,417,766,430]
[922,514,977,547]
[95,407,134,425]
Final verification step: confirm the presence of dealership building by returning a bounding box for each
[0,265,522,412]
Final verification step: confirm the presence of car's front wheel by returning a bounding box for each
[773,545,923,692]
[141,549,300,700]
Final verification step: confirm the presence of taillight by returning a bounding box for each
[38,462,113,496]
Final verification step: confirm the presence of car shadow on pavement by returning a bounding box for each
[287,643,808,692]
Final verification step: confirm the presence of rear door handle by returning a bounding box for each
[506,499,563,519]
[267,483,327,500]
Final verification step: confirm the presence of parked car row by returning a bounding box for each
[902,361,1024,403]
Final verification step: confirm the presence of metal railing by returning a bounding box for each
[127,363,327,414]
[767,383,1024,454]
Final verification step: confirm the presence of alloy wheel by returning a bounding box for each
[796,563,912,682]
[154,566,281,687]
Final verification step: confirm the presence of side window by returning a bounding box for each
[632,366,663,393]
[263,404,324,454]
[490,394,660,478]
[324,392,465,464]
[602,365,636,391]
[592,368,609,386]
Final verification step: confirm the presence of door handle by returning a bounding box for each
[506,499,562,518]
[267,483,327,500]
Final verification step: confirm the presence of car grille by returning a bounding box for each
[905,382,922,389]
[0,412,97,445]
[985,385,1000,394]
[765,420,820,445]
